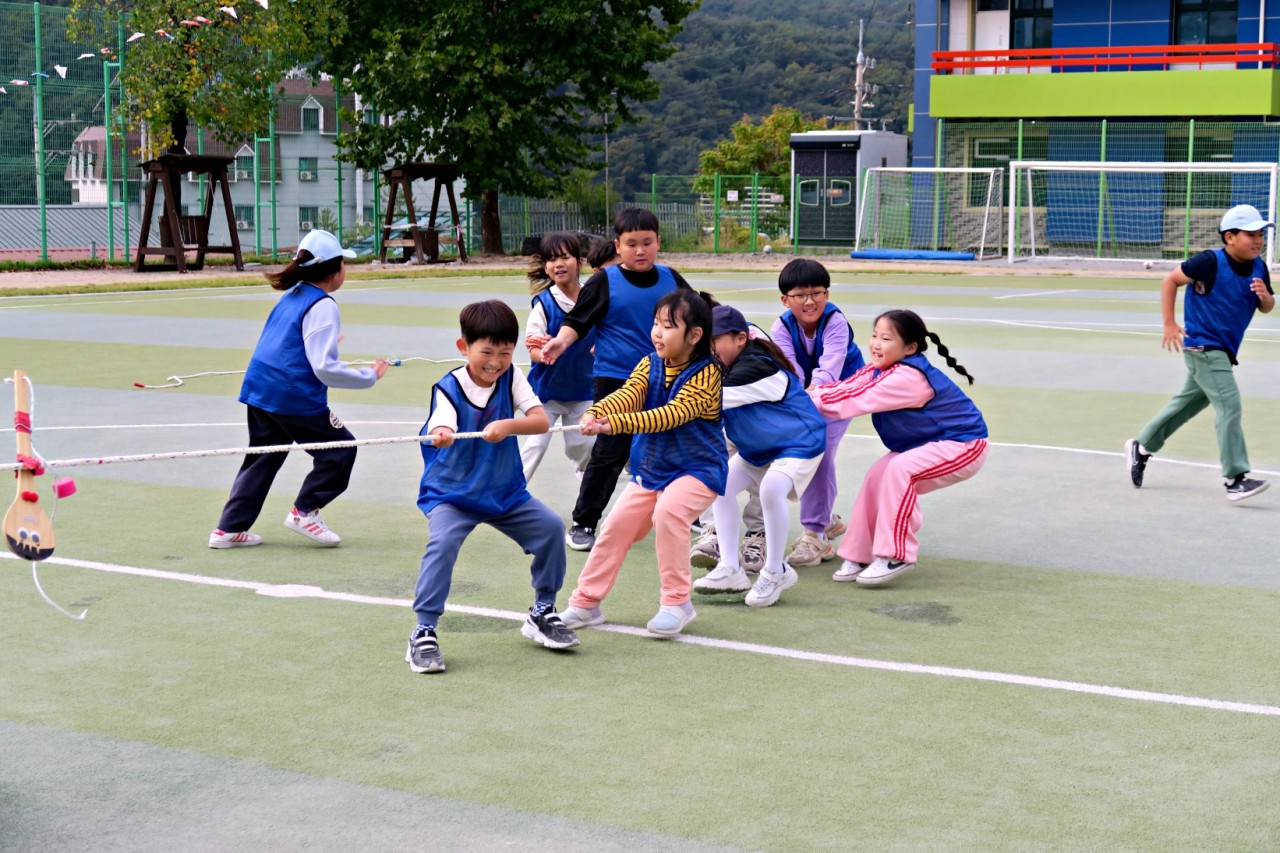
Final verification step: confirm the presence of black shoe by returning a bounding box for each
[1225,475,1269,503]
[566,524,596,551]
[406,626,445,673]
[521,608,580,650]
[1125,439,1151,488]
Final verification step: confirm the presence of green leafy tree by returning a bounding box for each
[67,0,342,158]
[320,0,697,255]
[694,105,825,193]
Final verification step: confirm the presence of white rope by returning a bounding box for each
[132,356,533,388]
[32,562,87,621]
[0,424,585,472]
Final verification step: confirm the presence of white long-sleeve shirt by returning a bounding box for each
[300,299,379,389]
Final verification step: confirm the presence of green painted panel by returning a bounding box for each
[932,69,1280,119]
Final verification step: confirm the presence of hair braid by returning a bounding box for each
[928,332,976,385]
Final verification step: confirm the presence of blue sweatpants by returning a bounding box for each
[413,497,566,628]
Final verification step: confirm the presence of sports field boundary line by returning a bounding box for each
[7,551,1280,718]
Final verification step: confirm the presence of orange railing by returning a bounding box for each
[932,43,1280,74]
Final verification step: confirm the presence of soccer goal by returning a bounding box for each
[856,167,1005,260]
[1008,160,1279,266]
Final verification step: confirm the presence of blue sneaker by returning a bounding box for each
[646,604,696,638]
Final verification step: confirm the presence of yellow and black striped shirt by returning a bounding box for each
[586,356,722,434]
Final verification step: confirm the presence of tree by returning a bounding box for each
[67,0,341,158]
[694,105,826,194]
[320,0,697,255]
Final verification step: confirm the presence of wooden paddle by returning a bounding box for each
[4,370,54,561]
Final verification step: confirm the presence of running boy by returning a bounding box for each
[1125,204,1275,501]
[771,258,864,566]
[209,229,387,549]
[539,208,692,551]
[407,300,579,674]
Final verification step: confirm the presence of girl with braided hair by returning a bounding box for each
[808,310,987,587]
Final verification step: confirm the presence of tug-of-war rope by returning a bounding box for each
[132,356,532,389]
[5,369,579,620]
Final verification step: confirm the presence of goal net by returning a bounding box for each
[856,167,1005,259]
[1008,160,1278,265]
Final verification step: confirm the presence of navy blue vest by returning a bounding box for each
[779,302,865,386]
[871,354,987,453]
[722,350,826,467]
[528,288,596,402]
[417,369,531,517]
[592,264,680,379]
[629,356,727,494]
[240,283,331,415]
[1183,248,1267,357]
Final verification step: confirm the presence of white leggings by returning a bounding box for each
[711,461,797,576]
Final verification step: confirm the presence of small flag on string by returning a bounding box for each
[195,15,212,23]
[127,32,145,42]
[180,19,200,26]
[256,0,268,8]
[100,47,112,54]
[54,66,68,78]
[219,6,238,18]
[155,29,174,39]
[9,79,30,86]
[78,53,95,60]
[32,72,49,78]
[0,87,7,95]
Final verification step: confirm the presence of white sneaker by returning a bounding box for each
[560,605,605,629]
[693,563,752,594]
[284,508,341,546]
[832,560,868,582]
[208,529,262,549]
[855,557,916,586]
[745,563,799,607]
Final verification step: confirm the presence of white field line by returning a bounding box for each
[992,289,1081,300]
[6,550,1279,717]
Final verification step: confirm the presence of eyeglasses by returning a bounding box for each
[786,289,828,304]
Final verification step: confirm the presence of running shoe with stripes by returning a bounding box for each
[739,530,766,573]
[285,508,341,546]
[521,608,580,649]
[406,626,445,673]
[208,529,262,549]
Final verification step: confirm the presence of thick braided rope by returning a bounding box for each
[0,424,584,472]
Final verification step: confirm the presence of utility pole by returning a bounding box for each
[852,19,878,130]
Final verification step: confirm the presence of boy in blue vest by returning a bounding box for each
[1126,204,1276,502]
[407,300,579,674]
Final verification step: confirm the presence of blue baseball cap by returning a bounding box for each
[1220,204,1274,233]
[712,305,749,336]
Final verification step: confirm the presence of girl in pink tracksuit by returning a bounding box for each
[809,309,987,587]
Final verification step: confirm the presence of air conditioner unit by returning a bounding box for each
[300,221,314,231]
[235,169,250,180]
[299,170,316,181]
[235,219,250,230]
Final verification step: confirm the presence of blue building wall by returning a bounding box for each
[912,0,1280,166]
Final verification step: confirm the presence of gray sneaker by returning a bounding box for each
[745,563,799,607]
[406,626,445,673]
[787,531,834,567]
[739,530,766,573]
[689,526,720,569]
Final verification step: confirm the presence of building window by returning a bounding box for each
[363,205,375,224]
[299,206,318,231]
[234,206,254,230]
[302,104,321,132]
[1012,0,1052,50]
[976,0,1009,10]
[234,153,253,182]
[1174,0,1238,45]
[298,157,318,182]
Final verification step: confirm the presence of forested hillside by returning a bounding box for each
[606,0,914,195]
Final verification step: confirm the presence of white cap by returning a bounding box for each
[296,229,356,266]
[1219,204,1275,233]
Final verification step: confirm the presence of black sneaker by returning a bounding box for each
[521,608,580,650]
[1125,439,1151,488]
[406,626,445,673]
[1225,475,1270,503]
[565,524,596,551]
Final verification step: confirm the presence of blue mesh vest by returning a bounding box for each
[871,354,987,454]
[779,302,865,385]
[592,264,680,379]
[528,289,596,402]
[629,356,727,494]
[239,283,331,415]
[417,369,531,517]
[722,351,827,467]
[1183,248,1267,357]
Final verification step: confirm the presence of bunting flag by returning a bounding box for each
[256,0,268,9]
[77,53,95,60]
[195,16,212,23]
[9,79,29,86]
[155,29,174,39]
[219,6,238,18]
[180,19,201,26]
[127,32,145,42]
[54,66,67,78]
[0,87,6,95]
[32,72,49,78]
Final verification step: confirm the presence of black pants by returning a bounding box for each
[217,405,356,532]
[571,376,632,530]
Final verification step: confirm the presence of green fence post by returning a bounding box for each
[1183,119,1195,259]
[334,79,344,239]
[713,173,722,253]
[253,136,263,254]
[1095,119,1108,258]
[269,108,277,258]
[750,173,760,252]
[196,125,205,212]
[34,2,47,261]
[104,58,115,260]
[651,173,657,209]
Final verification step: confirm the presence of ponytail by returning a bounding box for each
[265,251,342,291]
